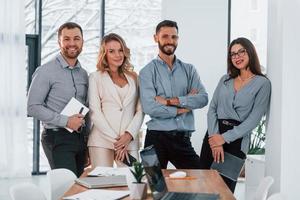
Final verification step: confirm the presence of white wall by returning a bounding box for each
[266,0,300,198]
[162,0,228,153]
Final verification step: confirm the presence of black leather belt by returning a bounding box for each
[219,119,240,127]
[149,130,191,138]
[45,128,65,132]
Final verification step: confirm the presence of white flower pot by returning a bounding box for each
[130,182,147,200]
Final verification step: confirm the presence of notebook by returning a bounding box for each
[210,152,245,181]
[75,175,127,189]
[63,189,130,200]
[140,145,220,200]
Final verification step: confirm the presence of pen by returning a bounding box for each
[79,107,84,114]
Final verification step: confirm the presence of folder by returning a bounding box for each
[210,152,245,181]
[60,97,89,132]
[75,175,127,189]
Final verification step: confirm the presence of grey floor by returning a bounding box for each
[0,175,245,200]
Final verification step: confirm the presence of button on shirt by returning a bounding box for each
[27,53,88,128]
[139,56,208,132]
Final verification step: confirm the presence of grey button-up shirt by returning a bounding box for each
[139,56,208,132]
[27,53,88,128]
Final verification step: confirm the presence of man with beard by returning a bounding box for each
[27,22,88,177]
[139,20,208,169]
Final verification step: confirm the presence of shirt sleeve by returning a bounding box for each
[27,67,68,127]
[177,64,208,109]
[139,66,177,118]
[207,77,224,136]
[222,80,271,143]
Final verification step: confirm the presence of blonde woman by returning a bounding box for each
[88,33,144,167]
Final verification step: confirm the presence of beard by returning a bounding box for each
[61,46,82,59]
[158,41,177,56]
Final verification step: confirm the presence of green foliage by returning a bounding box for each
[248,118,266,155]
[130,161,146,183]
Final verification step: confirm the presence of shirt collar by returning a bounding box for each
[156,55,179,68]
[56,53,81,69]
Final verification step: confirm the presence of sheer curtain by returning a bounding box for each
[0,0,30,177]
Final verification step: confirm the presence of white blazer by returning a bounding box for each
[87,71,144,150]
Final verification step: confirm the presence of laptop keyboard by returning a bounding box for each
[163,192,219,200]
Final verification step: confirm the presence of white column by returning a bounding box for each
[0,0,30,177]
[266,0,300,198]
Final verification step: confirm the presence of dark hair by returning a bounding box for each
[226,37,265,81]
[58,22,83,38]
[155,20,178,33]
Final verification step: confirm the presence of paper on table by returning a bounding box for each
[61,97,89,132]
[88,167,129,177]
[63,189,130,200]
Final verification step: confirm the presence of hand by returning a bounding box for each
[115,146,128,162]
[114,132,133,151]
[211,145,224,163]
[177,108,190,114]
[188,88,198,95]
[208,134,225,147]
[66,114,84,131]
[155,96,167,105]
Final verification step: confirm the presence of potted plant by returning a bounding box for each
[129,161,147,200]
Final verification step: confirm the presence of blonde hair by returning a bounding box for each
[96,33,133,73]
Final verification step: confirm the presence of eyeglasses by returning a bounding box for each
[230,48,247,59]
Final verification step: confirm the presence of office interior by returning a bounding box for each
[0,0,299,199]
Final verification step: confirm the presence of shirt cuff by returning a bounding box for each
[178,96,187,107]
[222,130,236,144]
[59,115,69,127]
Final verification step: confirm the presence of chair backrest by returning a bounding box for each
[9,182,47,200]
[267,193,285,200]
[47,168,77,200]
[253,176,274,200]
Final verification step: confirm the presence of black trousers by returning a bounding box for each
[41,128,86,177]
[199,119,246,193]
[144,129,201,169]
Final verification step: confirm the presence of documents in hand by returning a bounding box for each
[63,189,130,200]
[75,175,127,189]
[210,152,245,181]
[61,97,89,132]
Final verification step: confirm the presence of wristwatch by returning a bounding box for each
[166,99,171,106]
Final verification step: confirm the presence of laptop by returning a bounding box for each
[75,175,127,189]
[210,152,245,181]
[140,145,220,200]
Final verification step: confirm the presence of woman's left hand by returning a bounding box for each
[209,134,225,147]
[212,145,224,163]
[114,131,133,151]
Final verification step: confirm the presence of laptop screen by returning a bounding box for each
[140,145,168,200]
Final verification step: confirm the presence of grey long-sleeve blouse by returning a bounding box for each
[207,74,271,154]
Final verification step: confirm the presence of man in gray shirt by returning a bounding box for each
[27,22,88,177]
[139,20,208,169]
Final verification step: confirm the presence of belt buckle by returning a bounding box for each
[222,120,231,126]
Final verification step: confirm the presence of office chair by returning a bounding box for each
[253,176,274,200]
[9,182,47,200]
[267,193,284,200]
[47,168,77,200]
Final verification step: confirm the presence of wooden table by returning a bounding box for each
[62,169,236,200]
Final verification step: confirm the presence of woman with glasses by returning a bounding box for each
[199,37,271,192]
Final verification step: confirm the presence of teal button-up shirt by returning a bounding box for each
[139,56,208,132]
